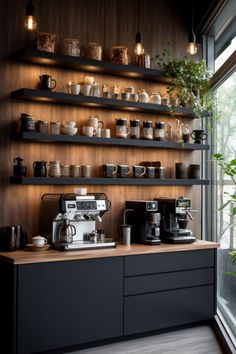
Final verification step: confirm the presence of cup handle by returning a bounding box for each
[44,238,48,244]
[141,167,146,176]
[126,126,130,136]
[51,79,57,90]
[98,120,104,128]
[190,132,195,139]
[72,225,76,237]
[127,166,131,175]
[113,165,118,174]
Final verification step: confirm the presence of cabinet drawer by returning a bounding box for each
[124,249,215,276]
[124,268,214,296]
[124,285,214,335]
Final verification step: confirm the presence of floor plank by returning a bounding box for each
[66,326,224,354]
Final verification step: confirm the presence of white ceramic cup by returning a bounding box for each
[83,126,96,137]
[32,236,48,248]
[102,128,111,138]
[70,83,81,95]
[95,127,102,137]
[81,84,92,96]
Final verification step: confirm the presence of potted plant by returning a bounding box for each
[156,49,216,118]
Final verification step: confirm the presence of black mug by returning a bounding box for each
[190,129,207,144]
[117,165,131,178]
[175,162,187,179]
[33,161,47,177]
[133,165,146,178]
[13,157,27,177]
[39,75,57,91]
[102,164,117,178]
[188,164,200,179]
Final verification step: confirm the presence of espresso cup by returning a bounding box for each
[81,165,91,178]
[190,129,207,144]
[83,126,96,137]
[32,236,48,248]
[133,165,146,178]
[117,165,131,178]
[103,164,117,178]
[102,128,111,138]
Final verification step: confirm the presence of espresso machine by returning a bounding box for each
[125,200,161,245]
[41,193,116,251]
[155,196,197,244]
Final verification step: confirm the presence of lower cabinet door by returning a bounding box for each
[17,257,123,354]
[124,285,214,335]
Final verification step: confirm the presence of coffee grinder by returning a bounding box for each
[125,200,161,245]
[155,196,197,244]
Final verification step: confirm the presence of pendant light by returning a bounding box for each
[187,0,197,55]
[24,0,37,32]
[134,0,145,66]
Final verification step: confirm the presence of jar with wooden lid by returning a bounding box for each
[86,42,102,61]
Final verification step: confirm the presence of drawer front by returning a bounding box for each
[124,285,214,335]
[124,249,215,276]
[124,268,214,296]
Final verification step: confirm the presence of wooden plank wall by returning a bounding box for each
[0,0,203,240]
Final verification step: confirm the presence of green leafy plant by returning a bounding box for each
[156,49,216,118]
[213,153,236,275]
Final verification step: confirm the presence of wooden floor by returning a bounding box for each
[66,326,224,354]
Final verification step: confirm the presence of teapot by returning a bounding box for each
[149,92,161,105]
[13,157,27,177]
[59,219,76,243]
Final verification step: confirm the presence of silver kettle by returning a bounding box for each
[59,219,76,243]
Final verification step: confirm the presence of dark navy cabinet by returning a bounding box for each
[0,248,217,354]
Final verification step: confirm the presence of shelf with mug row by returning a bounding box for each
[13,48,172,84]
[9,177,209,186]
[15,132,209,151]
[11,88,195,117]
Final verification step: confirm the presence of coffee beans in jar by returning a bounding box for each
[86,42,102,61]
[110,46,129,65]
[60,38,80,57]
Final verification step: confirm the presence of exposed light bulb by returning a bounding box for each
[134,42,144,56]
[24,15,37,31]
[187,41,197,55]
[24,0,37,32]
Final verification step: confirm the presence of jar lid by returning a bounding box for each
[155,121,165,128]
[116,118,127,125]
[130,120,140,127]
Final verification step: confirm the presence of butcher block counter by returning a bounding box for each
[0,240,219,354]
[0,239,219,265]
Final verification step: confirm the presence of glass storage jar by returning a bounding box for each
[143,121,153,140]
[49,160,61,177]
[110,46,129,65]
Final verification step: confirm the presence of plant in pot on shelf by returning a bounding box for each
[213,153,236,302]
[155,49,216,118]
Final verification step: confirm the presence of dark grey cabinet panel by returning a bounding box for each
[124,285,214,335]
[17,257,123,354]
[124,250,215,276]
[124,268,214,296]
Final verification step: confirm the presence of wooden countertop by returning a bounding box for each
[0,240,219,265]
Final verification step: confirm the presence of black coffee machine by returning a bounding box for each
[125,200,161,245]
[155,196,197,244]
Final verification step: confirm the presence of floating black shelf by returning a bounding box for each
[11,88,195,117]
[16,132,209,151]
[13,48,171,84]
[9,177,209,186]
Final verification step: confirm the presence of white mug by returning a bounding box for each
[102,128,111,138]
[32,236,48,248]
[83,126,96,137]
[95,127,102,137]
[81,84,92,96]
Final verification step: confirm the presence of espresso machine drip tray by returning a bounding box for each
[53,240,116,252]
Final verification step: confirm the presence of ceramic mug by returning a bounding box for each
[102,128,111,138]
[81,84,92,96]
[70,83,81,95]
[83,126,96,137]
[32,236,48,248]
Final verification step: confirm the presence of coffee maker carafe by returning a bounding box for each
[125,201,161,245]
[155,196,197,244]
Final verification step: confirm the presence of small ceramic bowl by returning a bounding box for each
[61,126,78,136]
